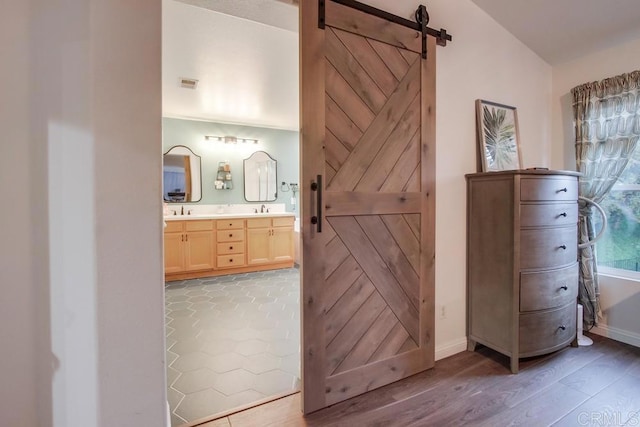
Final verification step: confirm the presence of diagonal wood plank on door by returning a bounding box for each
[354,93,421,192]
[325,274,376,344]
[404,165,421,192]
[328,216,419,343]
[332,28,399,97]
[367,38,412,80]
[324,255,363,311]
[380,130,421,192]
[326,290,387,375]
[325,28,387,113]
[326,61,375,132]
[368,322,413,363]
[334,307,401,375]
[325,129,351,173]
[325,234,350,278]
[398,47,419,66]
[327,58,421,192]
[355,215,419,310]
[381,214,420,273]
[326,94,361,151]
[404,214,421,240]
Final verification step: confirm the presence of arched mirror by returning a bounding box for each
[244,151,277,202]
[163,145,202,203]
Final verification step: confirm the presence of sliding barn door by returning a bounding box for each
[300,0,437,414]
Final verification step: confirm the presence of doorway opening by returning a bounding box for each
[162,1,301,425]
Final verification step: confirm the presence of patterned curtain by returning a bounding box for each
[572,70,640,328]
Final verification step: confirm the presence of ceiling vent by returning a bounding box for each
[179,77,199,90]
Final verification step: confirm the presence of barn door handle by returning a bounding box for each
[310,175,322,232]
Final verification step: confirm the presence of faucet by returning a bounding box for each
[180,205,184,215]
[260,204,266,213]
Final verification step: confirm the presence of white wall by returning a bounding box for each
[0,2,42,425]
[552,37,640,347]
[1,1,166,426]
[361,0,552,359]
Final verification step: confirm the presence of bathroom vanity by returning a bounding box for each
[164,213,295,280]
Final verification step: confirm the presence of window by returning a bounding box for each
[595,145,640,274]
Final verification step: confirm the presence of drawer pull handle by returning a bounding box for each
[559,212,567,217]
[557,187,568,193]
[229,234,233,237]
[559,325,566,331]
[229,258,233,262]
[229,223,232,226]
[229,246,233,250]
[560,285,568,291]
[559,245,567,250]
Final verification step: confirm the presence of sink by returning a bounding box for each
[164,212,291,220]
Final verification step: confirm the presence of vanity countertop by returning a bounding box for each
[164,212,295,221]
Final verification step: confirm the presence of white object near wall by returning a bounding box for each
[577,304,594,346]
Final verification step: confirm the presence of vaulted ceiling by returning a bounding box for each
[470,0,640,65]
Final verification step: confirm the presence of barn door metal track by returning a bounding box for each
[318,0,452,59]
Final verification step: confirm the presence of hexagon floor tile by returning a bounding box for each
[165,268,300,426]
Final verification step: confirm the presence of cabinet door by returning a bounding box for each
[164,232,185,274]
[271,227,294,263]
[185,230,214,271]
[247,228,271,265]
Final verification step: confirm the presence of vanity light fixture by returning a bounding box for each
[205,135,258,144]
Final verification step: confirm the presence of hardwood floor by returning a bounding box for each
[196,334,640,426]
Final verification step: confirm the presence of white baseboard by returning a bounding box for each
[435,337,468,361]
[590,323,640,348]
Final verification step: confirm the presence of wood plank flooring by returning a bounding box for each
[196,334,640,426]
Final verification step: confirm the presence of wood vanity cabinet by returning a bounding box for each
[164,220,215,274]
[247,217,295,265]
[216,219,246,269]
[466,170,580,373]
[164,214,295,280]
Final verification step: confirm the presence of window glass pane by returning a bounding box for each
[595,147,640,272]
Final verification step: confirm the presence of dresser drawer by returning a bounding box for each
[217,229,245,243]
[520,263,578,311]
[520,226,577,270]
[520,203,578,228]
[521,177,578,202]
[217,254,245,268]
[519,302,576,356]
[216,219,244,230]
[217,242,243,255]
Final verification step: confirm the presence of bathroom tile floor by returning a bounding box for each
[165,268,300,426]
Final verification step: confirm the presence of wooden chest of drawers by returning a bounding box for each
[466,170,580,373]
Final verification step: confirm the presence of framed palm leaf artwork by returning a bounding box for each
[475,99,522,172]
